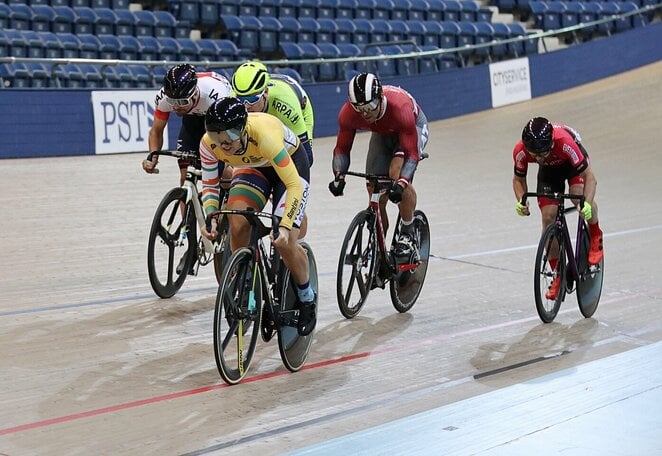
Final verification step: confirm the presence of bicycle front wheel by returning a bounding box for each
[534,224,566,323]
[213,248,262,385]
[337,210,378,319]
[147,187,197,298]
[576,223,603,318]
[277,242,317,372]
[390,210,431,313]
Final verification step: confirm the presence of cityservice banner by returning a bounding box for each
[489,58,532,108]
[91,90,166,154]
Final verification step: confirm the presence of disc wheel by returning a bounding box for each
[576,225,603,318]
[390,210,431,313]
[534,224,566,323]
[147,187,197,298]
[336,210,378,319]
[277,242,317,372]
[213,248,262,385]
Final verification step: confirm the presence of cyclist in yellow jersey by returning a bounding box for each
[231,61,315,166]
[199,98,316,336]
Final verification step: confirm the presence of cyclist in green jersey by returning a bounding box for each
[231,61,315,167]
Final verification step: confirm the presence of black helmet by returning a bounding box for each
[163,64,197,99]
[522,117,553,154]
[348,72,382,105]
[205,97,248,135]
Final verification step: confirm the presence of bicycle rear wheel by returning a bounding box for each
[337,210,378,319]
[212,215,231,285]
[277,242,317,372]
[534,224,566,323]
[147,187,197,298]
[576,224,603,318]
[390,210,431,313]
[213,248,262,385]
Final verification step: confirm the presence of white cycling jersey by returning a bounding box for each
[154,71,232,118]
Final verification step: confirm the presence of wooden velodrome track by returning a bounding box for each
[1,62,661,455]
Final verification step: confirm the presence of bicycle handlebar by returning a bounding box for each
[206,208,280,240]
[146,150,198,162]
[343,170,393,184]
[522,192,586,209]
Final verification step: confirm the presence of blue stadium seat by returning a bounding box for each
[298,17,320,43]
[90,0,111,8]
[259,0,279,18]
[39,31,63,58]
[405,20,427,46]
[391,0,410,21]
[100,65,121,88]
[460,1,479,22]
[153,10,177,38]
[0,30,8,58]
[114,9,136,36]
[0,4,10,30]
[98,34,121,59]
[216,39,240,61]
[79,63,104,88]
[58,63,85,88]
[578,1,602,36]
[220,15,243,46]
[508,22,538,54]
[177,37,200,60]
[129,65,151,88]
[22,30,47,58]
[6,29,28,58]
[389,19,410,42]
[457,21,477,62]
[27,62,51,88]
[238,0,260,17]
[334,18,356,44]
[369,19,391,43]
[316,17,338,44]
[490,22,510,58]
[373,0,393,20]
[336,0,357,19]
[137,36,159,60]
[337,42,363,75]
[278,17,301,43]
[298,0,318,18]
[70,0,89,6]
[426,0,444,21]
[395,43,418,76]
[279,41,304,76]
[437,51,459,71]
[197,38,222,60]
[113,65,135,88]
[297,42,322,81]
[408,0,429,21]
[352,18,374,46]
[477,7,493,22]
[473,21,495,60]
[117,35,141,60]
[355,0,376,19]
[259,16,281,53]
[317,0,337,19]
[418,45,440,73]
[78,33,102,59]
[562,1,583,28]
[152,66,168,87]
[135,10,157,37]
[72,7,97,34]
[317,42,341,81]
[440,20,460,49]
[95,8,119,35]
[273,67,303,85]
[9,4,32,30]
[157,36,182,61]
[238,15,261,52]
[170,0,200,25]
[201,0,220,26]
[58,33,81,58]
[597,1,620,34]
[444,0,463,22]
[422,20,443,47]
[543,2,566,30]
[529,1,548,29]
[30,5,56,33]
[112,0,130,8]
[278,0,298,18]
[1,63,30,88]
[367,45,397,77]
[616,1,639,31]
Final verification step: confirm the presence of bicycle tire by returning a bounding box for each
[147,187,197,298]
[212,215,232,285]
[534,224,566,323]
[213,248,262,385]
[390,210,431,313]
[277,242,317,372]
[576,223,603,318]
[336,210,378,319]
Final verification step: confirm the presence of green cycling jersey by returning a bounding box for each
[265,74,315,143]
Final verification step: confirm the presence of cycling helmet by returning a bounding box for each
[522,117,553,154]
[163,64,197,99]
[232,61,270,96]
[348,72,382,105]
[205,97,248,135]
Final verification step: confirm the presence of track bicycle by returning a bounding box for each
[336,170,430,319]
[146,150,231,298]
[210,209,318,385]
[522,192,604,323]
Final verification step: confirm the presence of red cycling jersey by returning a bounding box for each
[513,124,589,177]
[333,86,422,169]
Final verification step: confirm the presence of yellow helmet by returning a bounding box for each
[232,61,270,96]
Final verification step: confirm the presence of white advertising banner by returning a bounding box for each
[489,58,532,108]
[91,90,166,154]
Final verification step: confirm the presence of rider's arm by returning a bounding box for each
[580,166,598,205]
[148,115,168,152]
[271,147,304,231]
[331,105,357,177]
[513,174,528,202]
[199,136,225,216]
[396,123,420,185]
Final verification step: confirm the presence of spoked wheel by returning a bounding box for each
[147,187,197,298]
[212,215,232,285]
[534,224,566,323]
[576,225,603,318]
[213,248,262,385]
[277,242,317,372]
[390,210,431,313]
[336,210,378,319]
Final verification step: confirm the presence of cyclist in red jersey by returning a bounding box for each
[329,72,429,261]
[513,117,604,300]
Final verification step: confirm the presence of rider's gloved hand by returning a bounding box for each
[581,201,592,221]
[515,200,530,216]
[388,181,406,204]
[142,152,160,174]
[328,178,345,197]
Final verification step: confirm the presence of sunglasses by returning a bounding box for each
[208,127,244,144]
[238,91,264,106]
[165,95,194,106]
[351,99,380,113]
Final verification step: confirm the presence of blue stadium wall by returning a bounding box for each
[1,22,660,159]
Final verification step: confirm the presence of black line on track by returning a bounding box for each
[429,254,520,273]
[473,350,572,380]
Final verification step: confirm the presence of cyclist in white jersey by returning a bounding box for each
[142,64,234,185]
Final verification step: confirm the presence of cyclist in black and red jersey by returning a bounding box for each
[328,72,429,259]
[513,117,604,299]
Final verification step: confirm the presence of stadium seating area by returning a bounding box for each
[0,0,657,88]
